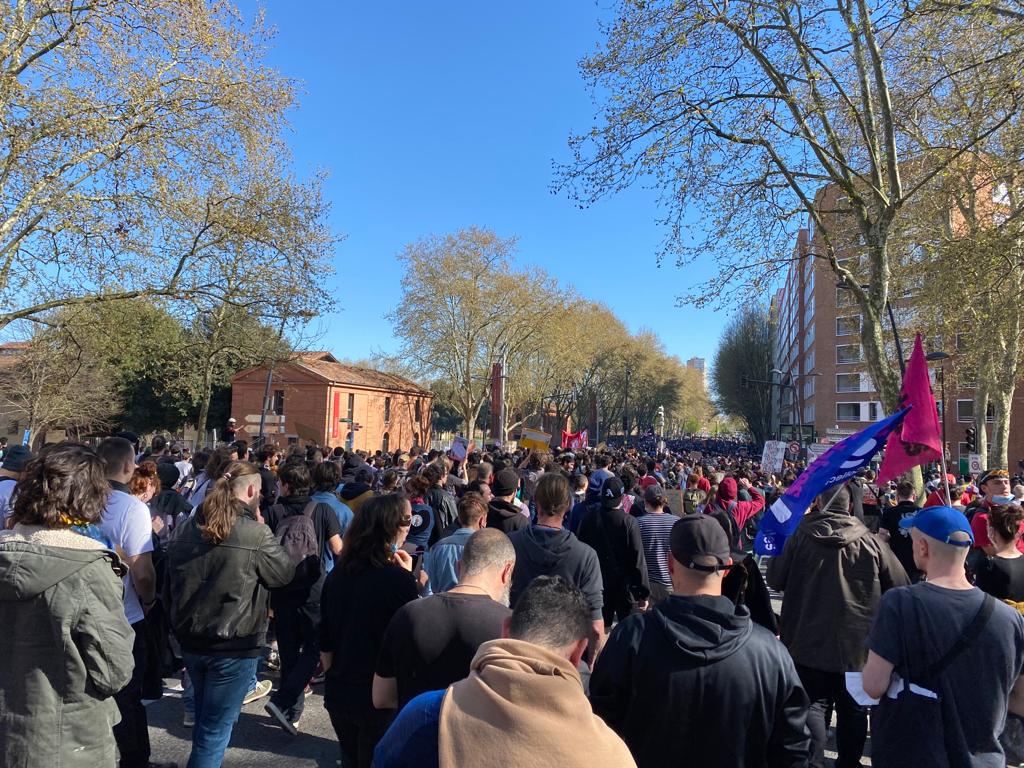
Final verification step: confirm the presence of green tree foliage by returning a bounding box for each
[710,304,775,445]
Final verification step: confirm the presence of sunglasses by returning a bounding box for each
[400,516,413,527]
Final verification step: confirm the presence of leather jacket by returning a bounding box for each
[167,503,295,655]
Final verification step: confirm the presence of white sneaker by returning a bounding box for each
[242,679,273,706]
[183,712,194,728]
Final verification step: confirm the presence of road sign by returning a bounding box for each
[244,414,283,424]
[787,441,800,455]
[969,453,983,474]
[338,418,353,423]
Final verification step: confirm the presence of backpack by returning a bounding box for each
[683,488,704,515]
[271,501,322,588]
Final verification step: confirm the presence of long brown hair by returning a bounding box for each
[338,493,409,575]
[198,461,261,544]
[12,442,109,528]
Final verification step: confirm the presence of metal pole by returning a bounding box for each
[886,300,906,376]
[257,316,288,446]
[937,365,952,506]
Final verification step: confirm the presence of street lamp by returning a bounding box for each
[836,280,906,376]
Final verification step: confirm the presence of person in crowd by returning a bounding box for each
[402,473,436,556]
[167,460,294,768]
[0,444,32,524]
[970,468,1024,554]
[262,461,343,733]
[767,484,908,768]
[423,492,488,593]
[320,493,418,768]
[586,454,616,503]
[96,437,168,768]
[173,446,192,484]
[179,449,209,497]
[509,472,605,655]
[130,460,160,505]
[703,475,765,548]
[591,513,810,767]
[189,448,231,509]
[975,504,1024,601]
[373,528,514,711]
[863,505,1024,767]
[150,462,192,546]
[372,576,637,768]
[636,484,676,603]
[310,460,353,575]
[578,477,650,625]
[0,443,136,768]
[486,467,528,534]
[257,445,281,513]
[878,480,923,581]
[423,463,459,545]
[681,473,706,515]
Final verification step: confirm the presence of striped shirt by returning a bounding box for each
[637,512,677,586]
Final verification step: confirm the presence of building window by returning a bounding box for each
[836,316,861,337]
[347,393,355,420]
[956,371,977,389]
[272,389,285,416]
[836,373,861,393]
[836,287,858,308]
[381,432,390,453]
[836,402,861,421]
[384,397,391,425]
[868,401,880,422]
[804,403,815,423]
[805,348,815,372]
[957,399,996,423]
[803,376,815,398]
[414,399,421,421]
[836,344,862,364]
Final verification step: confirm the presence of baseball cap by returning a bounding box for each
[1,445,33,472]
[492,468,519,497]
[898,505,973,547]
[669,514,732,572]
[601,477,625,508]
[643,484,665,504]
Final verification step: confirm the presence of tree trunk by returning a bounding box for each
[974,386,990,471]
[990,387,1013,470]
[195,365,214,448]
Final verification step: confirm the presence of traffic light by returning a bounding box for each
[965,427,977,452]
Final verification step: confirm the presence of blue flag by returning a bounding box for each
[754,407,910,557]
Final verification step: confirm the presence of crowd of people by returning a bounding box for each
[0,433,1023,767]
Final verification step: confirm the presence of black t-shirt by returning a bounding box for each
[375,592,510,709]
[319,563,418,711]
[880,501,921,580]
[976,555,1024,601]
[868,583,1024,766]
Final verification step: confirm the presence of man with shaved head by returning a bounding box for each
[863,506,1024,767]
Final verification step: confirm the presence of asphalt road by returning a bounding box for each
[148,672,340,768]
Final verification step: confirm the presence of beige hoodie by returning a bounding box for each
[438,638,636,768]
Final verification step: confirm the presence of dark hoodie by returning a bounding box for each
[508,525,604,621]
[767,509,909,672]
[590,595,810,768]
[487,497,529,535]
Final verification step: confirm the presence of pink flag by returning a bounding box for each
[877,334,943,484]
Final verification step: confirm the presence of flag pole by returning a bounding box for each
[940,450,952,506]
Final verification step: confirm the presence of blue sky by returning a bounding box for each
[244,1,726,365]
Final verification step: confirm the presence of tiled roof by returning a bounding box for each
[288,352,431,395]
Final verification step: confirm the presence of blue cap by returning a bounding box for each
[898,505,973,547]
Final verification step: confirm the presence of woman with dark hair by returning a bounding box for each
[402,473,435,553]
[320,493,417,768]
[976,504,1024,601]
[0,442,135,767]
[167,460,294,768]
[188,448,233,509]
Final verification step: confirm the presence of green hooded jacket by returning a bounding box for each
[0,526,135,768]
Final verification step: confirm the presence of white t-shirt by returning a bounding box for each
[175,460,193,483]
[100,488,155,625]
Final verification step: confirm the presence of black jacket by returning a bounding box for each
[590,595,811,768]
[577,504,651,603]
[424,487,459,547]
[486,498,529,535]
[166,504,294,656]
[508,525,604,621]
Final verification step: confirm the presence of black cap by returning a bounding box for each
[601,477,625,508]
[1,445,33,472]
[643,484,665,504]
[670,514,732,572]
[492,468,519,497]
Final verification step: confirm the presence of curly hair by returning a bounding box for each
[130,460,159,498]
[12,442,110,528]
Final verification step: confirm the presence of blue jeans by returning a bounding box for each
[183,668,259,717]
[183,653,259,768]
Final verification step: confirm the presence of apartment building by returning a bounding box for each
[772,184,1024,467]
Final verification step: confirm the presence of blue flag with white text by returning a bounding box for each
[754,407,910,557]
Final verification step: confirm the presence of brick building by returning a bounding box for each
[771,183,1024,468]
[230,352,433,452]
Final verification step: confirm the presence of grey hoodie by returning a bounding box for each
[508,525,605,622]
[767,509,909,671]
[0,527,135,768]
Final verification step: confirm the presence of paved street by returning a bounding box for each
[148,673,339,768]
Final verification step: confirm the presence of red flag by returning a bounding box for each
[877,334,943,484]
[561,430,578,449]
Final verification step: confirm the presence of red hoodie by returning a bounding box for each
[708,477,765,530]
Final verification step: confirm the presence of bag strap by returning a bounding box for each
[926,593,996,679]
[301,500,319,519]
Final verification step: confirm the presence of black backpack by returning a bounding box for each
[271,501,322,589]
